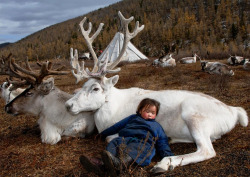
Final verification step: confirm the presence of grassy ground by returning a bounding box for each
[0,58,249,176]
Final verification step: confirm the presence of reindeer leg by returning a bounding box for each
[63,119,88,137]
[38,117,62,145]
[151,114,216,174]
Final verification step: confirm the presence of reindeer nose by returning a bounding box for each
[65,102,73,111]
[5,104,11,114]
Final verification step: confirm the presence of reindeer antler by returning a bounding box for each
[11,59,69,85]
[108,11,144,70]
[70,48,120,83]
[0,53,27,79]
[71,11,144,83]
[0,54,69,88]
[79,17,104,72]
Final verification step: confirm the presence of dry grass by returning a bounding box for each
[0,58,249,177]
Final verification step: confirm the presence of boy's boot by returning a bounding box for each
[79,155,104,176]
[119,154,133,169]
[102,150,119,177]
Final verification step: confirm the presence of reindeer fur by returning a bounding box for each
[65,76,248,172]
[5,78,95,145]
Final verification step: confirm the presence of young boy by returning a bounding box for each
[80,98,173,176]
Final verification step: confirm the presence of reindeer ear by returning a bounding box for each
[103,75,118,102]
[38,77,54,95]
[101,75,119,90]
[44,77,54,85]
[110,75,119,86]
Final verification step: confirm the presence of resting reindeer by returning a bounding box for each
[153,54,170,66]
[1,54,95,145]
[201,61,234,76]
[227,55,245,65]
[153,54,176,67]
[79,52,90,60]
[179,53,200,64]
[65,12,248,174]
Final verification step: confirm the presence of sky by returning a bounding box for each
[0,0,121,44]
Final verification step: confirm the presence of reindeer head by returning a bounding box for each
[65,11,144,114]
[0,54,69,115]
[200,61,208,71]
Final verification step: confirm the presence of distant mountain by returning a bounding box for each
[0,42,11,49]
[0,0,249,60]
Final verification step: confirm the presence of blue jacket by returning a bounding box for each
[101,114,173,166]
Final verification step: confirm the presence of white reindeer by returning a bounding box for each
[153,54,176,67]
[179,53,200,64]
[1,55,95,145]
[200,61,234,76]
[79,52,90,60]
[163,54,176,67]
[65,12,248,174]
[153,54,170,66]
[227,55,245,65]
[0,81,24,103]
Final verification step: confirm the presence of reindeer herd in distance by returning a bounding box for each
[0,11,248,174]
[153,52,249,76]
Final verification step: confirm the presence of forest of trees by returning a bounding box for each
[0,0,249,61]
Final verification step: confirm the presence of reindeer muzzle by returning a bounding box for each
[4,85,33,114]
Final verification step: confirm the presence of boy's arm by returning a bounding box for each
[100,114,136,138]
[155,126,174,157]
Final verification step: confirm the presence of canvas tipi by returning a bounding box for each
[98,32,148,62]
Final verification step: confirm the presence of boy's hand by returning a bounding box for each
[94,133,102,140]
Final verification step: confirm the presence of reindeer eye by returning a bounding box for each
[25,92,33,97]
[93,88,99,91]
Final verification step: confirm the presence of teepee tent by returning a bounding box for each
[98,32,148,62]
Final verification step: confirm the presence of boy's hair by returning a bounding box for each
[136,98,161,115]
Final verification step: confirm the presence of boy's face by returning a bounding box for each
[139,105,157,120]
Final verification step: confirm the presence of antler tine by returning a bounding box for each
[79,17,104,72]
[9,58,37,85]
[0,53,11,74]
[70,48,79,70]
[12,58,69,85]
[70,48,91,83]
[44,61,69,75]
[71,11,144,82]
[118,11,144,41]
[108,11,144,70]
[86,52,121,78]
[25,57,32,71]
[11,58,38,79]
[6,77,29,91]
[0,54,28,80]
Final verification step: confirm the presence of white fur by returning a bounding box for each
[153,54,176,67]
[180,54,198,64]
[0,82,24,103]
[65,76,248,172]
[80,52,90,60]
[227,56,244,65]
[5,78,95,145]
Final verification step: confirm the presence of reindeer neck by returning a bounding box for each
[94,86,149,132]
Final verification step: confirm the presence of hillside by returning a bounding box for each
[0,0,249,60]
[0,42,11,49]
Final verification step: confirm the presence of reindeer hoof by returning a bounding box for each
[169,165,174,171]
[150,167,165,175]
